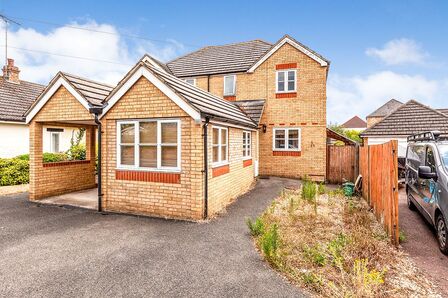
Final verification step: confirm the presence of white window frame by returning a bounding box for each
[116,119,181,172]
[212,126,229,167]
[243,131,251,159]
[272,128,301,151]
[223,75,236,96]
[276,69,297,93]
[184,78,196,86]
[50,132,60,153]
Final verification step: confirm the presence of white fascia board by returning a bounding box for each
[100,67,202,122]
[247,37,328,73]
[141,55,167,73]
[25,77,90,124]
[0,120,27,125]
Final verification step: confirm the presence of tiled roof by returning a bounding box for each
[61,72,114,106]
[143,62,258,128]
[233,100,265,124]
[341,116,367,128]
[361,100,448,137]
[367,99,403,118]
[166,40,273,77]
[0,78,45,122]
[437,108,448,115]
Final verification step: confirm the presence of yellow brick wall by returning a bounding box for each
[207,126,257,215]
[29,86,97,200]
[33,86,94,122]
[102,76,204,220]
[189,43,327,180]
[102,77,257,219]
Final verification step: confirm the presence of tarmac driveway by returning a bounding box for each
[0,177,303,298]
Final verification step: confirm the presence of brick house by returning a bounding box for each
[24,35,329,220]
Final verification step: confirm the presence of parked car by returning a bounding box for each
[405,131,448,254]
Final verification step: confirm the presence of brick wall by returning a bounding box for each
[207,126,257,215]
[189,43,327,180]
[102,77,204,220]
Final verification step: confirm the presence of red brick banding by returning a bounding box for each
[212,164,230,177]
[312,122,319,125]
[300,122,307,125]
[243,159,252,167]
[115,170,181,184]
[276,92,297,99]
[273,151,301,157]
[276,63,297,70]
[43,160,91,167]
[223,95,236,101]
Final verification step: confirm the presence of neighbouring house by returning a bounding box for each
[341,116,367,132]
[0,58,82,158]
[361,100,448,157]
[24,34,329,220]
[366,99,403,128]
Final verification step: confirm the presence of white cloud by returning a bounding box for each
[328,71,443,124]
[366,38,428,65]
[2,20,186,85]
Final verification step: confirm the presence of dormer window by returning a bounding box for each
[224,75,236,96]
[184,78,196,86]
[276,70,296,93]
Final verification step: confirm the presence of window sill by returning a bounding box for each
[223,95,236,101]
[115,169,181,184]
[212,162,229,169]
[115,167,181,173]
[243,159,253,167]
[275,92,297,99]
[212,164,230,178]
[272,151,301,156]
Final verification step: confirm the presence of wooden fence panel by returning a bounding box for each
[359,141,399,246]
[326,145,356,184]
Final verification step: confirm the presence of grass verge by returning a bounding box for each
[247,183,441,297]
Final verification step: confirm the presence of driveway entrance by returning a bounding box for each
[0,177,303,297]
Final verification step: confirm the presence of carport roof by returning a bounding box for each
[361,100,448,137]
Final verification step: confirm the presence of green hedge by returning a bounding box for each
[0,152,77,186]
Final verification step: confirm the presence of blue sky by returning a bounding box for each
[1,0,447,123]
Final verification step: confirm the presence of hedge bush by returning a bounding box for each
[0,157,29,186]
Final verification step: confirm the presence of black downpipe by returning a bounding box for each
[203,117,210,219]
[90,108,103,212]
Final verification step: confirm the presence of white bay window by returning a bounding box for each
[117,119,181,171]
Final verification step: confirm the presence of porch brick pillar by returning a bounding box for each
[85,126,96,161]
[29,121,43,200]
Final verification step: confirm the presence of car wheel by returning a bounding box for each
[436,214,448,255]
[407,191,417,211]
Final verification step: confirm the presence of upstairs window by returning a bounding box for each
[212,126,228,165]
[184,78,196,86]
[243,131,251,158]
[276,70,296,93]
[117,119,180,171]
[273,128,301,151]
[224,75,236,96]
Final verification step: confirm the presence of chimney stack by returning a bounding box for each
[2,58,20,83]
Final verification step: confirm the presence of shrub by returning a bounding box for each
[302,180,317,202]
[15,154,29,161]
[66,144,86,161]
[303,245,326,267]
[260,224,280,259]
[246,217,265,237]
[0,158,29,186]
[43,152,68,162]
[317,183,326,195]
[352,258,386,296]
